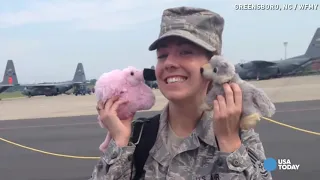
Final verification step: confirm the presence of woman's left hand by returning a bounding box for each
[213,83,242,153]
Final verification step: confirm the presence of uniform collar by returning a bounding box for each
[158,103,217,147]
[195,110,218,147]
[149,103,218,167]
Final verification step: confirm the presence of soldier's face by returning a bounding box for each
[155,37,210,104]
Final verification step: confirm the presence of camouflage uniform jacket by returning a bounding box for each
[89,105,272,180]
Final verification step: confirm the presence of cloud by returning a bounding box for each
[2,0,270,30]
[0,0,194,30]
[0,0,275,30]
[0,38,42,57]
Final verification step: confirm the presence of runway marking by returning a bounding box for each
[262,117,320,136]
[0,115,319,160]
[0,137,100,159]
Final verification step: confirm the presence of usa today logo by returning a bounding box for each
[263,158,300,171]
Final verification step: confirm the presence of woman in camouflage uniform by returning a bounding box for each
[90,6,272,180]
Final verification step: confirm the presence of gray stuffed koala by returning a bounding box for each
[200,55,276,130]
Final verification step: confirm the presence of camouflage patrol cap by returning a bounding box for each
[148,6,225,55]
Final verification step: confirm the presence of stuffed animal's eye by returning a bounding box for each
[213,67,218,73]
[130,72,134,76]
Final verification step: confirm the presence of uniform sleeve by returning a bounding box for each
[89,139,136,180]
[215,129,272,180]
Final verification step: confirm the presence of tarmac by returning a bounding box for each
[0,75,320,180]
[1,74,320,121]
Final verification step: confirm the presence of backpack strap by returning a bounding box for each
[129,114,161,180]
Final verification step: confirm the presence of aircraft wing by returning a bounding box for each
[249,60,277,68]
[23,82,72,88]
[0,84,14,87]
[240,60,277,69]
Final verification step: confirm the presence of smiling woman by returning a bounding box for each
[89,6,272,180]
[154,37,213,108]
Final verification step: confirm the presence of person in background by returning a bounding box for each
[90,6,272,180]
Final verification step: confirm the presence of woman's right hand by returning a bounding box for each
[96,96,134,147]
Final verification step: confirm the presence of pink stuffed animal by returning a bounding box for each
[94,66,156,152]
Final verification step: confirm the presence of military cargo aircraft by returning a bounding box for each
[21,63,87,97]
[236,28,320,80]
[0,60,19,94]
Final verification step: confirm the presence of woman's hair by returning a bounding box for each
[205,50,214,60]
[204,50,216,94]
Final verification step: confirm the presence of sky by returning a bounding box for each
[0,0,319,83]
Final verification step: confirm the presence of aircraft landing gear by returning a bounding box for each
[73,85,92,96]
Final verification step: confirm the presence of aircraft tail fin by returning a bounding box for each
[305,28,320,58]
[72,63,86,83]
[2,60,18,85]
